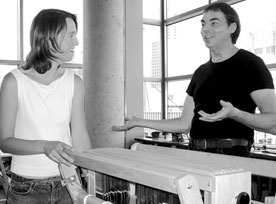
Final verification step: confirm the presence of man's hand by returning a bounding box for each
[44,141,74,167]
[112,116,139,131]
[198,100,236,122]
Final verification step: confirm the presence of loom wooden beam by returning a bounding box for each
[131,143,276,179]
[64,146,251,204]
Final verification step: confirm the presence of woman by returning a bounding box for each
[0,9,91,204]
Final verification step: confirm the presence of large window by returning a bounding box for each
[143,1,162,127]
[143,0,160,20]
[143,0,276,147]
[166,0,207,19]
[167,15,209,77]
[0,0,83,85]
[143,0,209,134]
[0,1,18,61]
[167,80,190,119]
[143,25,161,78]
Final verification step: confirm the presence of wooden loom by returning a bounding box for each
[60,143,253,204]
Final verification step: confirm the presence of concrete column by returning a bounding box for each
[83,0,125,148]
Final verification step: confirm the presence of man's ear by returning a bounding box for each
[230,22,237,34]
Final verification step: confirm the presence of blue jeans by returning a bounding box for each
[7,172,73,204]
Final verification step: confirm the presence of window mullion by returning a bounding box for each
[160,0,167,119]
[17,0,24,66]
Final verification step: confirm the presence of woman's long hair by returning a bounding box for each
[23,9,77,74]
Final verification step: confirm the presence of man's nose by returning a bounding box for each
[201,25,211,35]
[201,24,210,32]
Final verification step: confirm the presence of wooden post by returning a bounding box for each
[59,164,112,204]
[175,174,203,204]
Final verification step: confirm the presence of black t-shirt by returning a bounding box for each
[187,49,274,142]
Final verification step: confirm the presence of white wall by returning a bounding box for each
[125,0,144,148]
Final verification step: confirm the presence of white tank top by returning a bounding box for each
[10,68,74,178]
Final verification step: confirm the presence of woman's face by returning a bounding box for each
[53,18,79,63]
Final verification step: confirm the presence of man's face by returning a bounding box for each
[53,18,79,63]
[201,10,235,50]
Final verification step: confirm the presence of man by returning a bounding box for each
[112,2,276,157]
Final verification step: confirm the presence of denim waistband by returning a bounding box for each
[10,172,61,183]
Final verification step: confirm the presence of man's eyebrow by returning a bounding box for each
[201,17,221,23]
[210,17,220,21]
